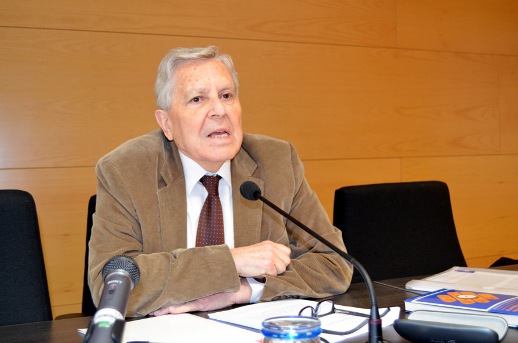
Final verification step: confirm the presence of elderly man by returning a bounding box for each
[88,46,352,317]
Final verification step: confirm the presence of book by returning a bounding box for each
[406,266,518,296]
[404,288,518,327]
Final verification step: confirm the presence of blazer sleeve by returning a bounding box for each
[257,142,353,301]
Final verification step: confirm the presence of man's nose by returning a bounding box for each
[208,97,225,117]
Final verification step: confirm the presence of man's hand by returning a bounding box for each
[231,240,291,278]
[152,278,252,315]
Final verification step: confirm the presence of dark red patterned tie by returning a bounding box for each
[196,175,224,246]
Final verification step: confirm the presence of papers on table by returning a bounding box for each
[209,299,400,343]
[78,313,263,343]
[78,300,399,343]
[406,266,518,296]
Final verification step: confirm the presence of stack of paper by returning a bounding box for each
[406,266,518,296]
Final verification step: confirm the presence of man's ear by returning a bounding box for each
[155,109,173,141]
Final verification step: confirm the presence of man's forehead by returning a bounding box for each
[173,59,234,92]
[173,59,232,83]
[175,59,231,81]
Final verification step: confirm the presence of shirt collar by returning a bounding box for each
[179,151,232,194]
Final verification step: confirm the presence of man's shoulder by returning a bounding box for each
[98,129,165,165]
[241,133,297,167]
[242,133,291,151]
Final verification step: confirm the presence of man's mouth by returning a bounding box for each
[208,130,230,138]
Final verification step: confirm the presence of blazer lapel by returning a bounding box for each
[157,140,188,251]
[232,147,264,248]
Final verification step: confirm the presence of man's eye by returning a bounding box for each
[221,93,232,100]
[191,96,201,103]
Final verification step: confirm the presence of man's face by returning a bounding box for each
[156,59,243,172]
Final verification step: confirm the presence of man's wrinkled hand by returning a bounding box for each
[231,240,291,278]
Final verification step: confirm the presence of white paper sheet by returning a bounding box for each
[209,299,400,343]
[79,313,263,343]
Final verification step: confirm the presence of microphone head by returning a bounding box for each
[102,255,140,287]
[240,181,261,200]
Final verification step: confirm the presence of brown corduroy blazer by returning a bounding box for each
[88,129,352,317]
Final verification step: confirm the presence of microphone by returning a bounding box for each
[84,256,140,343]
[240,181,389,343]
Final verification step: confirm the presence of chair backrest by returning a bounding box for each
[0,189,53,325]
[333,181,467,283]
[82,194,97,316]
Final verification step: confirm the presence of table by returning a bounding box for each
[1,272,517,342]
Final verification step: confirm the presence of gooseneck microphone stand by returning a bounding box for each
[240,181,390,343]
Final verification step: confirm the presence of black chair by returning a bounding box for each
[333,181,467,283]
[0,189,53,325]
[490,257,518,268]
[82,194,97,316]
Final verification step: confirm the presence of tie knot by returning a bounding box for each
[200,175,221,196]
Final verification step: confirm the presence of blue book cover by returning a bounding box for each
[404,288,518,326]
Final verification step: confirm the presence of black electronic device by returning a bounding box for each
[394,310,507,343]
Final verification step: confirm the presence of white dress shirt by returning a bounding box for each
[179,151,264,302]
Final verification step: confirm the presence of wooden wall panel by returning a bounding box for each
[0,28,159,168]
[238,45,500,159]
[1,29,501,168]
[0,1,397,48]
[398,0,518,55]
[402,155,518,268]
[499,56,518,154]
[304,158,402,219]
[0,167,96,316]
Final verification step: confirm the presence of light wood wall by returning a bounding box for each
[1,0,517,317]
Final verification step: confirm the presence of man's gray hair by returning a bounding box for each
[154,46,239,110]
